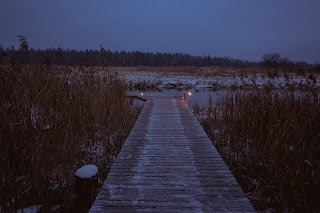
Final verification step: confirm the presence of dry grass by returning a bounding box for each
[109,66,138,72]
[137,65,197,74]
[111,66,318,81]
[0,64,140,212]
[194,87,320,212]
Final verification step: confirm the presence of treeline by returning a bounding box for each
[0,36,316,69]
[0,46,253,67]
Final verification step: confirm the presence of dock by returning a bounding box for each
[90,98,255,212]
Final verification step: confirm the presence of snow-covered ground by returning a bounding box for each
[115,69,319,90]
[113,68,319,107]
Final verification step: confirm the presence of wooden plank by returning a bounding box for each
[89,98,255,212]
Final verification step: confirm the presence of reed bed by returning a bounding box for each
[137,65,197,74]
[0,64,140,212]
[194,87,320,212]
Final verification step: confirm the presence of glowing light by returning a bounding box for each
[188,92,192,96]
[141,93,144,96]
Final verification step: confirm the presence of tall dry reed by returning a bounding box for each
[0,64,139,212]
[195,88,320,212]
[137,65,197,74]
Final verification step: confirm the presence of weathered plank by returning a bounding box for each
[90,98,255,212]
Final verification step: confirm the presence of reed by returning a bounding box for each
[0,63,140,212]
[195,87,320,211]
[137,65,197,74]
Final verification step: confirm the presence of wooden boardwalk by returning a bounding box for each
[90,98,255,212]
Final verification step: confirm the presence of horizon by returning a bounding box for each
[1,1,320,64]
[2,44,316,65]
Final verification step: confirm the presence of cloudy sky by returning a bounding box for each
[1,0,319,63]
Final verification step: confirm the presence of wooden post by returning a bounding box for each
[75,164,99,210]
[183,91,186,101]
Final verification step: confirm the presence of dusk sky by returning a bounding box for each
[1,0,319,63]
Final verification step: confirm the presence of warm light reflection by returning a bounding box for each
[188,92,192,96]
[141,93,144,96]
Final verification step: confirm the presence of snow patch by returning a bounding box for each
[17,205,41,213]
[76,164,98,179]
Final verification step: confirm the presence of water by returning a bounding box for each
[127,88,229,107]
[127,87,319,109]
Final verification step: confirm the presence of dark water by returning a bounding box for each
[127,88,319,109]
[127,88,228,107]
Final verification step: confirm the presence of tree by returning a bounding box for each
[17,35,29,51]
[54,47,64,64]
[262,53,281,67]
[0,44,5,63]
[99,45,111,66]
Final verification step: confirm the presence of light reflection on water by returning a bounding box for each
[127,89,228,107]
[127,88,319,109]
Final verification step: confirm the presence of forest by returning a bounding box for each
[0,43,314,69]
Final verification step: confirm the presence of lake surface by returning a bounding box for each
[127,88,229,108]
[127,87,319,109]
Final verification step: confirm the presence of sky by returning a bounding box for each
[0,0,319,63]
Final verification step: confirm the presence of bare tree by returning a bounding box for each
[0,44,5,63]
[262,53,281,67]
[17,35,29,51]
[99,45,111,66]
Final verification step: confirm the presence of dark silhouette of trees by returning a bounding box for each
[262,53,281,67]
[0,39,312,69]
[261,53,296,69]
[0,47,252,67]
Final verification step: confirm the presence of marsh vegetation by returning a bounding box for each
[193,79,320,212]
[122,63,320,211]
[1,37,319,212]
[0,63,140,212]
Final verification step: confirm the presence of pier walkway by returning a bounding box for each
[90,98,254,212]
